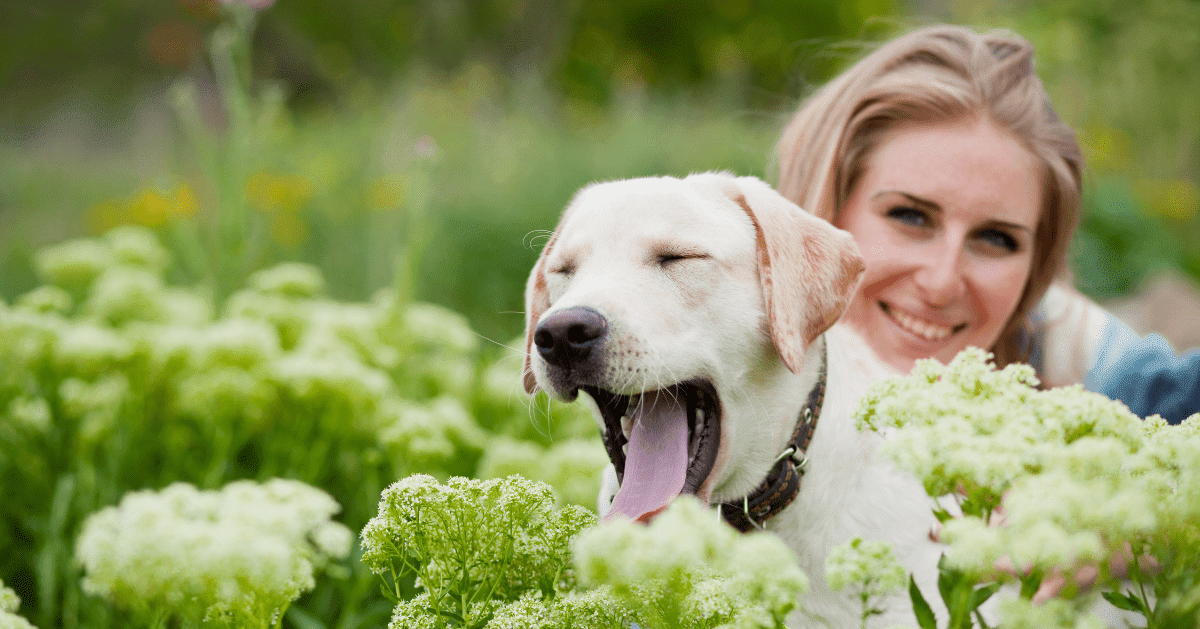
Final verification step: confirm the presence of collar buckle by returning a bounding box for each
[774,446,806,469]
[719,339,827,533]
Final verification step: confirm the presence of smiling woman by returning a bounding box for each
[775,24,1200,423]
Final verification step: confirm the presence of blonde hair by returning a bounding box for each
[775,24,1083,370]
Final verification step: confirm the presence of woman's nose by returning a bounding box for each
[913,241,966,307]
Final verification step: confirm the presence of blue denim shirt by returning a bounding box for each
[1087,317,1200,425]
[1032,284,1199,425]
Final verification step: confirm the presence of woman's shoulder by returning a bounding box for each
[1029,283,1112,388]
[1032,281,1200,424]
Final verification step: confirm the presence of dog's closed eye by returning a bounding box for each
[656,251,710,267]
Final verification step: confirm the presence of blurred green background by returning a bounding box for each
[2,0,1198,344]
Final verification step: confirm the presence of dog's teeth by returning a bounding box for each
[621,413,633,439]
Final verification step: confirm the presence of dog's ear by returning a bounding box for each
[724,175,864,374]
[523,229,559,394]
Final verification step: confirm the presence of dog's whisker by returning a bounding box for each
[472,330,520,351]
[523,230,555,250]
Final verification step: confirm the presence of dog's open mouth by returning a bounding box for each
[581,379,721,522]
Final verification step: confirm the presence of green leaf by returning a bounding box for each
[285,606,328,629]
[1018,569,1044,600]
[971,582,1002,609]
[936,555,963,606]
[380,582,400,604]
[934,558,979,629]
[910,576,938,629]
[1102,590,1146,613]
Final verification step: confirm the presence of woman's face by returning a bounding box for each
[835,117,1042,373]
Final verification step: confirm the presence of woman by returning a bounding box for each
[774,24,1199,424]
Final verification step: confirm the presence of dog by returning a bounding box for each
[521,172,945,627]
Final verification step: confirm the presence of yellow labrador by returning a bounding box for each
[521,173,945,627]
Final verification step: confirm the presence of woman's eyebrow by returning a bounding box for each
[985,219,1034,235]
[873,190,941,212]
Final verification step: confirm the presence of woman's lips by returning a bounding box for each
[879,302,966,342]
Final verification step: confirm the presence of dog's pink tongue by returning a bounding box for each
[607,392,689,523]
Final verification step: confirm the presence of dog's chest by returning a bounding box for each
[768,329,943,627]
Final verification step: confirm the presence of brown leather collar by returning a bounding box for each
[719,340,827,532]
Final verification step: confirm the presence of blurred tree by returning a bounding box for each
[0,0,896,125]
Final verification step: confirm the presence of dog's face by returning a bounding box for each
[523,173,863,522]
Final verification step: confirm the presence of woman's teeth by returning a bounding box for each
[884,304,957,341]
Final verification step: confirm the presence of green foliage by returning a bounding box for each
[362,484,811,629]
[857,347,1200,628]
[361,474,597,628]
[0,0,895,118]
[906,557,1002,629]
[572,496,808,629]
[953,0,1200,294]
[993,598,1104,629]
[0,580,38,629]
[8,1,1199,337]
[1071,176,1192,299]
[0,224,605,629]
[825,537,907,629]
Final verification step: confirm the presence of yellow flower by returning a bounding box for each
[1134,178,1199,221]
[245,171,313,213]
[87,184,198,232]
[129,185,198,227]
[1083,125,1133,172]
[367,176,408,211]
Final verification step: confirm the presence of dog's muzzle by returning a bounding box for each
[534,306,608,398]
[532,306,722,524]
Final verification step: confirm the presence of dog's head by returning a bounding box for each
[522,173,863,521]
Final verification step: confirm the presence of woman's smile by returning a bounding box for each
[878,301,968,343]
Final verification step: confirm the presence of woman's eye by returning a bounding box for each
[977,229,1019,253]
[885,206,929,228]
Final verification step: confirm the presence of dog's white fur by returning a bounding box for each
[523,173,944,627]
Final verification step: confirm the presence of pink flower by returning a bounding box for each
[413,135,438,160]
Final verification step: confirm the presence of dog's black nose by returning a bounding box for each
[534,307,607,368]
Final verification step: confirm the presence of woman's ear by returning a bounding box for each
[721,175,864,373]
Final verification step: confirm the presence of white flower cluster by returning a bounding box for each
[0,580,38,629]
[572,497,809,628]
[4,225,601,483]
[361,474,598,629]
[824,537,913,629]
[994,598,1105,629]
[4,226,610,626]
[476,436,610,507]
[480,588,635,629]
[856,347,1200,624]
[75,479,352,628]
[825,537,907,604]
